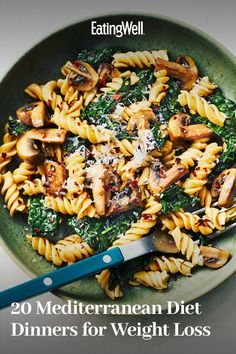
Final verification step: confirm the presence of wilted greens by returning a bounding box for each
[67,209,142,253]
[28,197,59,241]
[160,185,200,215]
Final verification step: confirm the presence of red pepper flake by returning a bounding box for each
[159,169,167,179]
[74,60,81,68]
[215,181,220,190]
[173,116,177,120]
[193,171,197,177]
[112,93,121,101]
[77,121,81,126]
[195,166,200,171]
[18,200,22,204]
[131,180,138,187]
[197,218,210,227]
[142,214,153,221]
[49,218,54,223]
[27,175,31,180]
[34,228,41,233]
[111,186,119,192]
[1,152,7,159]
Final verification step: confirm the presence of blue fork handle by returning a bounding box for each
[0,247,124,309]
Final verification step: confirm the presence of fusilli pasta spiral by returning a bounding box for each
[170,227,203,266]
[22,178,46,196]
[55,235,94,264]
[96,270,123,300]
[190,76,217,97]
[130,270,169,290]
[178,90,226,126]
[45,193,96,218]
[183,143,222,196]
[148,69,169,104]
[1,171,25,216]
[51,108,114,143]
[146,256,194,276]
[112,50,168,68]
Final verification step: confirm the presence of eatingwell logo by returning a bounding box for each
[91,21,144,37]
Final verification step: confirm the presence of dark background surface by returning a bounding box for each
[0,0,236,353]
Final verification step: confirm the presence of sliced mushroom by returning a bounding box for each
[168,113,213,143]
[97,63,121,86]
[16,129,66,165]
[106,182,142,216]
[211,168,236,207]
[155,56,198,91]
[67,60,98,91]
[200,245,230,269]
[45,161,68,196]
[127,109,157,132]
[16,101,49,128]
[151,230,179,254]
[148,160,188,197]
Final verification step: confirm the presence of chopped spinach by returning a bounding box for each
[160,185,200,215]
[211,138,236,180]
[8,116,28,137]
[121,69,155,105]
[77,48,119,66]
[64,136,90,154]
[67,209,142,253]
[80,95,117,124]
[151,122,168,149]
[208,90,236,119]
[28,197,59,241]
[155,79,182,123]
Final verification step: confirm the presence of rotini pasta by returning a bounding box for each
[148,69,169,104]
[45,193,96,218]
[13,162,37,186]
[112,50,168,68]
[55,235,94,264]
[26,234,63,266]
[22,178,46,196]
[96,270,123,300]
[146,256,194,276]
[183,143,222,196]
[64,151,85,196]
[161,210,213,235]
[170,227,203,266]
[130,270,169,290]
[1,171,25,216]
[0,131,17,174]
[178,90,226,126]
[190,76,217,97]
[51,107,114,143]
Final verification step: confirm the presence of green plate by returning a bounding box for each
[0,14,236,307]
